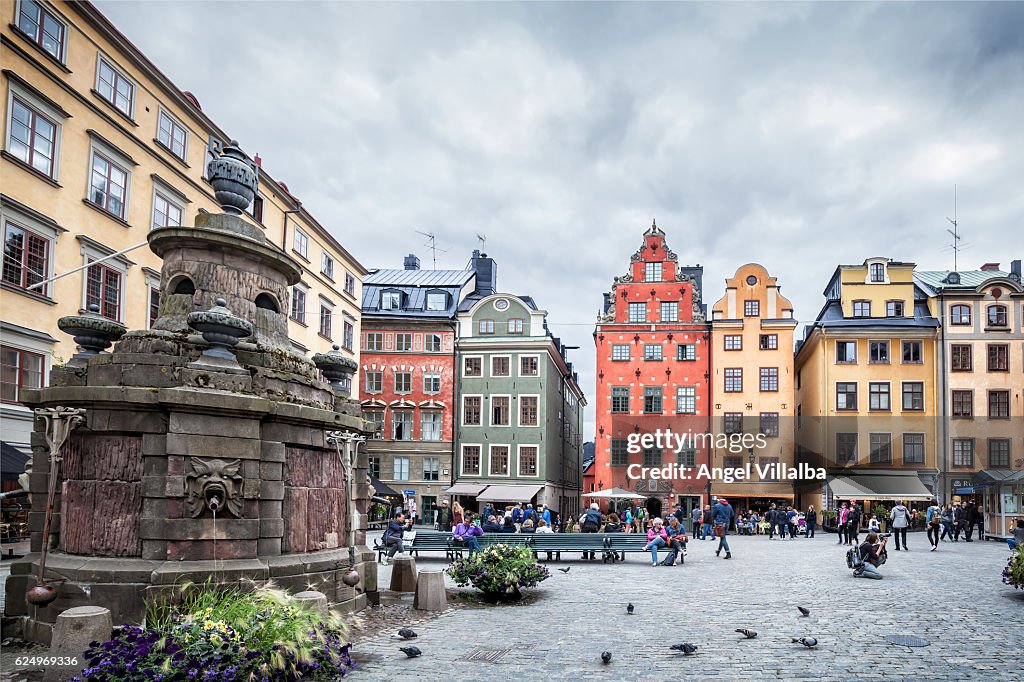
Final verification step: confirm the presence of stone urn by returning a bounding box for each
[207,139,258,215]
[312,344,358,397]
[57,304,127,362]
[186,298,253,361]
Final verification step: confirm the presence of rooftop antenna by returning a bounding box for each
[476,234,487,252]
[945,185,960,272]
[415,230,448,269]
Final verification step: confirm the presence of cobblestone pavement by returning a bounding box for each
[356,533,1022,680]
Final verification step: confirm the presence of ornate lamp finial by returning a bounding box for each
[206,138,259,215]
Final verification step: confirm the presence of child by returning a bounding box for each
[868,514,880,534]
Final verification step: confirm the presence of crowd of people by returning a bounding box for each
[378,495,1015,568]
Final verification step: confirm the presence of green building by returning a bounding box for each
[446,252,586,521]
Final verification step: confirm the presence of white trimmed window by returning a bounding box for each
[489,445,510,476]
[393,456,410,481]
[79,238,129,322]
[88,147,130,220]
[16,0,66,63]
[293,229,309,258]
[151,187,184,230]
[364,370,382,393]
[364,332,383,351]
[157,110,188,160]
[519,396,539,426]
[421,411,442,441]
[518,445,539,477]
[321,252,334,279]
[381,290,402,310]
[426,291,447,311]
[318,301,332,339]
[2,220,50,295]
[342,319,354,351]
[461,445,481,476]
[289,285,307,324]
[6,95,59,179]
[423,372,441,394]
[344,271,356,296]
[425,334,442,352]
[519,355,539,376]
[676,386,696,414]
[95,57,135,118]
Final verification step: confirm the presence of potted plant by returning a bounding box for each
[1002,545,1024,590]
[821,509,838,533]
[446,544,549,602]
[873,504,888,532]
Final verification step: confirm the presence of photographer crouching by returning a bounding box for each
[854,532,888,579]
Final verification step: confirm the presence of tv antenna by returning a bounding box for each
[945,185,961,272]
[415,231,448,269]
[476,234,487,252]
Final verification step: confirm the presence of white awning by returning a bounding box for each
[828,472,934,501]
[476,483,545,502]
[444,482,488,496]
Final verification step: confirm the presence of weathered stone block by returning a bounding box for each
[292,591,328,615]
[260,518,284,538]
[260,461,283,480]
[142,433,167,457]
[166,433,260,459]
[413,570,447,611]
[260,480,284,500]
[389,556,417,592]
[169,412,260,439]
[261,440,285,462]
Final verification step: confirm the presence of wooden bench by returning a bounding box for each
[531,533,618,563]
[605,534,686,564]
[448,533,534,559]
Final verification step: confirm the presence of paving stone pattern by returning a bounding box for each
[356,533,1022,680]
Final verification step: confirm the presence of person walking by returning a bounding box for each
[926,499,942,551]
[890,500,911,551]
[972,504,985,541]
[712,497,735,559]
[436,500,452,531]
[691,504,703,539]
[777,505,789,540]
[847,502,861,546]
[952,502,965,541]
[805,506,817,539]
[766,505,777,540]
[940,504,954,542]
[701,504,714,541]
[964,501,978,541]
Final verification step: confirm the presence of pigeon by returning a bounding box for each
[626,603,635,615]
[558,567,571,574]
[735,629,758,639]
[601,651,612,664]
[797,606,811,617]
[670,643,699,656]
[397,628,418,640]
[399,646,422,658]
[792,637,818,648]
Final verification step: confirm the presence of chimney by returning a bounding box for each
[404,254,420,270]
[980,262,1000,272]
[471,250,497,296]
[1011,259,1022,283]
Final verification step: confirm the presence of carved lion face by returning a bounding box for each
[185,457,244,518]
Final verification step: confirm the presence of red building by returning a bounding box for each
[359,255,476,524]
[593,222,711,519]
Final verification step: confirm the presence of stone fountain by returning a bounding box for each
[5,139,375,644]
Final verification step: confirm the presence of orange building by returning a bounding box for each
[592,222,710,519]
[710,264,799,512]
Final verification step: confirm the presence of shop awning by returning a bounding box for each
[974,470,1024,485]
[370,477,402,497]
[476,484,545,502]
[827,471,934,501]
[582,488,647,499]
[444,482,489,496]
[1,441,29,482]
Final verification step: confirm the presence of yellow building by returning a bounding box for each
[0,0,365,457]
[915,262,1024,537]
[710,263,798,512]
[794,257,938,510]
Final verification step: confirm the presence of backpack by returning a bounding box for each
[846,546,864,569]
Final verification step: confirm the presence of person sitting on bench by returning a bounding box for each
[453,516,484,554]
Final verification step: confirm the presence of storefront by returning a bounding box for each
[824,470,935,511]
[968,471,1024,540]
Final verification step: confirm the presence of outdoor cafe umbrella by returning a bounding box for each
[582,488,647,499]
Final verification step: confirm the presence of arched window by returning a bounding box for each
[987,304,1007,327]
[950,304,971,325]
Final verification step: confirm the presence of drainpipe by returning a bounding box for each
[938,290,947,504]
[282,209,301,251]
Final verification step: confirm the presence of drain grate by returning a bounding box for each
[465,647,513,663]
[884,635,929,647]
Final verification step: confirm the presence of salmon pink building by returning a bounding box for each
[593,222,711,519]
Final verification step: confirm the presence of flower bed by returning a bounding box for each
[446,544,549,601]
[72,583,353,681]
[1002,545,1024,590]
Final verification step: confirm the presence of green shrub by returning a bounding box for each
[1003,545,1024,589]
[446,544,549,598]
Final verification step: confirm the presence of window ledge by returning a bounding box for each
[987,416,1011,421]
[152,139,190,167]
[81,198,131,228]
[835,360,858,365]
[868,361,890,365]
[902,361,923,365]
[2,151,61,187]
[9,25,71,73]
[984,326,1009,332]
[89,90,138,127]
[317,333,332,342]
[291,249,310,263]
[289,317,307,327]
[0,281,57,304]
[951,415,973,420]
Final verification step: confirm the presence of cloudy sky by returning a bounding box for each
[97,1,1023,437]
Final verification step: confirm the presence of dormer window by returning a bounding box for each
[987,304,1007,327]
[645,262,662,282]
[426,291,447,311]
[869,262,885,282]
[380,290,402,310]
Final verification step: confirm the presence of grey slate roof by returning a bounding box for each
[361,268,474,318]
[364,268,474,287]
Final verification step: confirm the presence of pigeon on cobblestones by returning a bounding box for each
[792,638,818,648]
[397,628,418,640]
[797,606,811,617]
[601,651,612,664]
[626,602,635,615]
[671,643,699,655]
[735,629,758,639]
[400,646,422,658]
[558,567,571,574]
